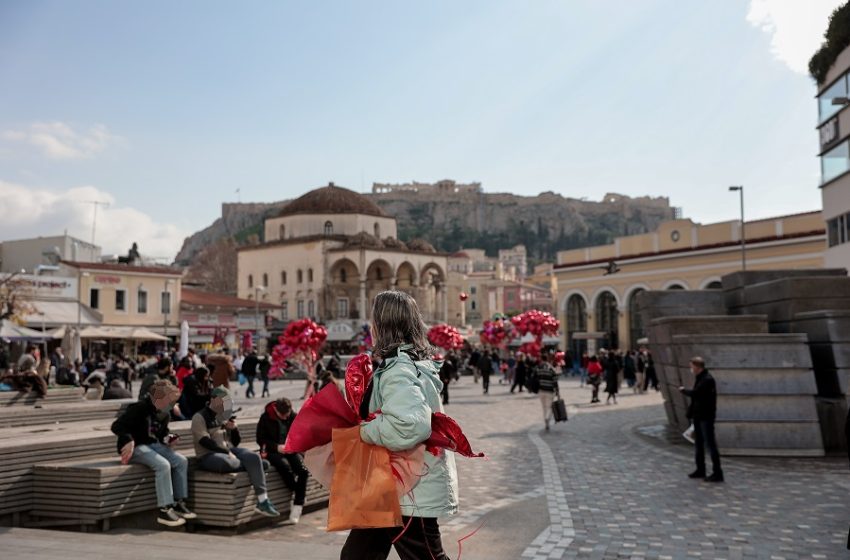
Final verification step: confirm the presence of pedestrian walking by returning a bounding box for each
[624,350,636,390]
[470,348,481,384]
[587,355,602,403]
[438,352,458,405]
[259,355,271,398]
[477,350,493,395]
[604,352,619,405]
[679,356,723,483]
[537,354,560,431]
[242,350,259,399]
[635,350,647,394]
[510,355,527,393]
[341,290,457,560]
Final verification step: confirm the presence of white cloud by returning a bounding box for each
[3,121,119,160]
[0,180,188,262]
[747,0,845,74]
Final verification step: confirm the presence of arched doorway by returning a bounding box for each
[366,260,393,316]
[595,290,619,350]
[704,281,722,289]
[419,263,446,323]
[627,288,646,349]
[566,294,588,363]
[666,284,686,290]
[396,262,417,290]
[328,258,360,320]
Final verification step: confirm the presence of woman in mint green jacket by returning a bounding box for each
[341,290,458,560]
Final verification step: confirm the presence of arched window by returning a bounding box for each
[262,273,268,287]
[566,294,587,357]
[297,269,303,284]
[281,271,287,285]
[627,288,646,349]
[375,268,382,281]
[666,284,685,290]
[279,224,285,239]
[595,291,619,350]
[248,274,253,288]
[340,268,347,283]
[308,268,313,283]
[324,221,333,235]
[374,222,380,238]
[705,281,722,290]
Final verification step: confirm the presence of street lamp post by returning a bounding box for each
[254,286,266,334]
[729,186,746,271]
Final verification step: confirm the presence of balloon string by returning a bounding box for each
[456,520,486,560]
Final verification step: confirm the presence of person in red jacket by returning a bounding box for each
[174,356,193,391]
[586,355,603,404]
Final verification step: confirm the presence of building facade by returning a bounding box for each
[237,184,449,328]
[816,44,850,270]
[180,287,281,347]
[554,212,825,354]
[1,235,100,274]
[60,261,184,335]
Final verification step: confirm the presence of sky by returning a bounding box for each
[0,0,843,261]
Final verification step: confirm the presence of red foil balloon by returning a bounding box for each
[428,324,464,350]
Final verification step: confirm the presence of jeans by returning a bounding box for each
[341,517,449,560]
[440,381,449,405]
[246,376,256,398]
[540,391,554,423]
[130,443,189,508]
[197,447,267,496]
[693,420,722,475]
[261,377,270,398]
[267,452,308,506]
[482,373,490,394]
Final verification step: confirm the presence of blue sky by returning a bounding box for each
[0,0,841,260]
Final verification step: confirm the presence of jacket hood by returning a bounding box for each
[264,401,278,418]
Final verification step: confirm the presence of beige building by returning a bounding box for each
[816,42,850,270]
[60,261,184,335]
[237,184,449,327]
[554,211,825,354]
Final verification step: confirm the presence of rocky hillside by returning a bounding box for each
[174,187,675,266]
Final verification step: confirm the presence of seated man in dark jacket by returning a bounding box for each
[679,356,723,483]
[257,397,308,525]
[191,386,279,517]
[110,379,196,527]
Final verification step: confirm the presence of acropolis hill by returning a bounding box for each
[174,180,675,266]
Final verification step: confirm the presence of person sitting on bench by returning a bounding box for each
[256,397,308,525]
[110,379,196,527]
[191,386,280,518]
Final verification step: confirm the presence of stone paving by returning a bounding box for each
[230,375,850,558]
[5,375,848,559]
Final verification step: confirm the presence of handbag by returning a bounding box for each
[682,423,695,444]
[551,397,568,423]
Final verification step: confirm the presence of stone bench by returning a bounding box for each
[0,387,85,407]
[31,448,328,531]
[0,399,134,428]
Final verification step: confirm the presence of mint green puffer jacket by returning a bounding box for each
[359,345,459,518]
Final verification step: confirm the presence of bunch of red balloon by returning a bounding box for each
[510,310,560,338]
[554,351,566,366]
[479,318,511,348]
[427,324,464,350]
[518,340,542,358]
[271,318,328,378]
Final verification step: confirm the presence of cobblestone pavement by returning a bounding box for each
[225,376,850,559]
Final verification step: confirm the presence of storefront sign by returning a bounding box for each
[2,274,77,299]
[821,116,840,152]
[93,275,122,285]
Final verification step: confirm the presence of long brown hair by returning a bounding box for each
[371,290,433,360]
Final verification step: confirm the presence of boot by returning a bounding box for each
[283,504,302,525]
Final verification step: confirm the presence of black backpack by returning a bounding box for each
[526,367,540,394]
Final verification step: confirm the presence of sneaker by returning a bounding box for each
[255,499,280,517]
[688,470,706,479]
[174,500,197,519]
[157,506,187,527]
[282,504,303,525]
[704,473,724,483]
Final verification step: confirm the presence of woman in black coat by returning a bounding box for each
[604,353,619,404]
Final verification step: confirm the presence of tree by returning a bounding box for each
[184,238,238,294]
[0,272,35,322]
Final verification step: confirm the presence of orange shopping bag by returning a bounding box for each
[327,426,403,531]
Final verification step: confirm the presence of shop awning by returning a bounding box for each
[0,320,49,341]
[22,300,101,328]
[79,326,168,341]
